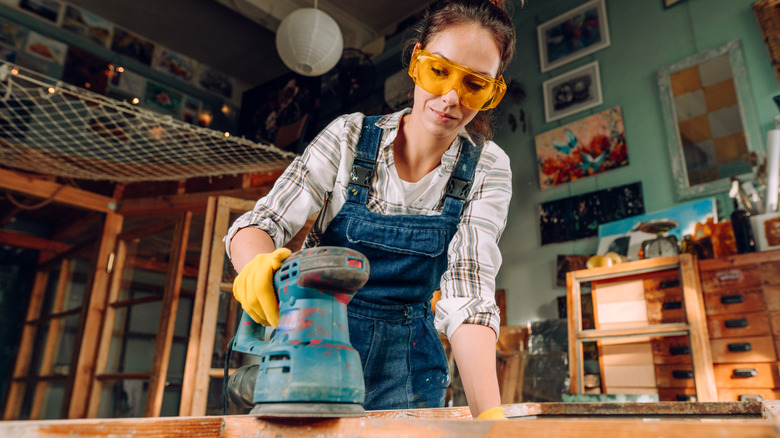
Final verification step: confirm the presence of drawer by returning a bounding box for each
[655,364,695,389]
[713,362,780,389]
[700,264,762,292]
[710,336,777,363]
[645,290,685,324]
[706,311,771,338]
[717,388,780,402]
[770,311,780,336]
[651,335,692,364]
[765,286,780,311]
[644,272,682,293]
[657,388,697,402]
[760,260,780,286]
[703,288,766,315]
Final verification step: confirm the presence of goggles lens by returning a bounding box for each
[408,49,506,111]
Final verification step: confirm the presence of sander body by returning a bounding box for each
[228,246,369,417]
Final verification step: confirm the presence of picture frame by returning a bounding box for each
[657,39,764,200]
[543,61,603,123]
[535,106,629,190]
[537,0,611,73]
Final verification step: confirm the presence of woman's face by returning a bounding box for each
[411,23,501,140]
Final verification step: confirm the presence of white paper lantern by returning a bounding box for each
[275,8,343,77]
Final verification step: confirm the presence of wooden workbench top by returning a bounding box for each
[1,401,778,437]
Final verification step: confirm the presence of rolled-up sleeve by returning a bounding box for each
[224,115,349,260]
[434,143,512,341]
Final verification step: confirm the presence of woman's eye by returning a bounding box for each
[429,63,449,77]
[465,77,488,91]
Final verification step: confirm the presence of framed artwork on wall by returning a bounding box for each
[657,39,763,200]
[538,181,644,245]
[535,105,629,190]
[537,0,610,73]
[543,60,603,123]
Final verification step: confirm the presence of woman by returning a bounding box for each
[228,0,516,419]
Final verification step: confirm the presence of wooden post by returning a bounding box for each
[67,211,123,418]
[29,260,70,419]
[179,196,217,416]
[3,271,49,419]
[145,212,192,416]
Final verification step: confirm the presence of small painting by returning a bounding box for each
[19,0,61,23]
[536,105,628,190]
[543,60,603,123]
[61,5,113,48]
[153,48,199,85]
[144,81,183,118]
[111,27,154,66]
[556,254,591,287]
[23,31,67,64]
[539,181,644,245]
[0,16,28,49]
[537,0,611,73]
[596,198,717,260]
[198,67,233,99]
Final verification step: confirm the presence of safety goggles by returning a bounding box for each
[408,49,506,111]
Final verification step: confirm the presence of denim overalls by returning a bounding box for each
[318,115,482,410]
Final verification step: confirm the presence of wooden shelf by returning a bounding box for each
[566,253,718,401]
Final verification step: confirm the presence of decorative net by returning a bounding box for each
[0,62,297,183]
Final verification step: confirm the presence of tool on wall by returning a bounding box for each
[226,246,370,418]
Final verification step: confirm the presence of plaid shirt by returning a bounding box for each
[226,109,512,339]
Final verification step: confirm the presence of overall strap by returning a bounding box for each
[441,137,483,218]
[347,115,384,205]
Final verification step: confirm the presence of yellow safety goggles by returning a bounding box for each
[408,49,506,111]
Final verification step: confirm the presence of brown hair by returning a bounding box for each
[406,0,516,140]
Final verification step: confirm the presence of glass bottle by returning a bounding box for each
[731,198,756,254]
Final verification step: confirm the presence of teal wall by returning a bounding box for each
[494,0,779,323]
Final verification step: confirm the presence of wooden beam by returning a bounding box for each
[145,212,191,416]
[68,211,123,418]
[0,168,115,213]
[0,230,71,254]
[180,196,217,416]
[116,186,273,217]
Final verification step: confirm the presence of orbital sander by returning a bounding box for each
[226,246,369,418]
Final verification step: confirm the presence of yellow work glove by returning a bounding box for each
[232,248,292,327]
[476,406,507,420]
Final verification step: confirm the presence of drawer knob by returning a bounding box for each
[724,318,749,328]
[662,301,683,310]
[660,279,680,289]
[672,370,694,379]
[727,342,752,352]
[676,394,697,402]
[733,368,758,378]
[670,346,691,355]
[720,294,744,304]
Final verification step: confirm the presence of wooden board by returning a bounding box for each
[0,402,776,437]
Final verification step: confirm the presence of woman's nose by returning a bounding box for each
[440,88,460,107]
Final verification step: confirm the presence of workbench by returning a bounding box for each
[1,401,778,437]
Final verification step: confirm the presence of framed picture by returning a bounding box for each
[535,106,629,190]
[543,61,603,123]
[663,0,687,9]
[537,0,611,73]
[657,39,763,200]
[539,181,644,245]
[597,198,717,261]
